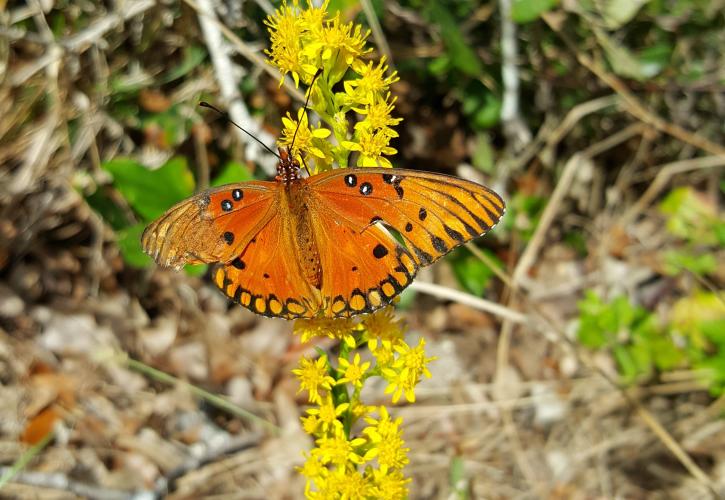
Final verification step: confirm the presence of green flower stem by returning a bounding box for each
[125,356,280,435]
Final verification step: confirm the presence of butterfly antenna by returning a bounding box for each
[289,68,323,153]
[300,155,312,177]
[199,101,280,159]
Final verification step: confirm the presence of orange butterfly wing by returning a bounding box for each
[308,206,418,317]
[211,213,321,320]
[141,182,277,269]
[143,168,504,320]
[306,168,505,317]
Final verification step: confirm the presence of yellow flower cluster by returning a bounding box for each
[265,0,401,172]
[266,3,433,497]
[292,308,435,498]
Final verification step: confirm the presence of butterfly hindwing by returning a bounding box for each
[213,211,321,320]
[142,182,277,269]
[308,168,505,267]
[308,209,418,318]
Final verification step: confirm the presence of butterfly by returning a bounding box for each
[141,149,505,320]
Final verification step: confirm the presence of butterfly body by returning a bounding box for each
[142,151,505,319]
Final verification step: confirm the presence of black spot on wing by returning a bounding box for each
[360,182,373,196]
[431,235,448,253]
[404,222,413,232]
[221,199,233,212]
[413,246,433,265]
[373,244,389,259]
[232,189,243,201]
[231,257,245,269]
[223,231,235,245]
[418,207,427,221]
[445,226,465,243]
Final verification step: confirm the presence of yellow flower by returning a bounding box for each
[299,0,329,37]
[293,317,357,344]
[264,2,306,86]
[315,426,367,466]
[302,14,371,69]
[297,451,327,480]
[396,338,435,380]
[301,413,321,435]
[279,109,332,169]
[305,394,349,434]
[354,94,402,138]
[336,353,371,388]
[344,58,399,105]
[363,307,404,352]
[293,355,335,404]
[315,467,372,499]
[368,468,410,499]
[349,399,373,421]
[382,339,435,403]
[364,407,409,472]
[343,128,397,168]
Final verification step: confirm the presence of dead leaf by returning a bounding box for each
[139,88,172,113]
[21,406,57,444]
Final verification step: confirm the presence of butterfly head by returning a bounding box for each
[276,147,302,183]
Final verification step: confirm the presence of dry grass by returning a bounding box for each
[1,1,724,499]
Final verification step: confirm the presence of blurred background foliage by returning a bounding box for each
[1,0,724,497]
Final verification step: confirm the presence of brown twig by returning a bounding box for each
[542,12,725,157]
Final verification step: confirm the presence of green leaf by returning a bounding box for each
[663,250,717,277]
[613,345,640,382]
[425,1,483,76]
[472,93,502,129]
[649,334,684,371]
[428,55,451,76]
[85,187,133,231]
[594,28,657,81]
[448,246,500,296]
[599,0,650,29]
[471,133,495,174]
[211,161,255,187]
[117,223,152,268]
[511,0,559,23]
[161,45,207,84]
[184,264,208,277]
[103,157,195,220]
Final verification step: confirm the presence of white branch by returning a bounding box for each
[196,0,278,175]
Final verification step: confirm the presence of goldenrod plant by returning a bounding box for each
[265,3,434,496]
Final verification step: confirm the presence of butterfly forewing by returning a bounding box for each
[308,168,505,267]
[141,182,277,269]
